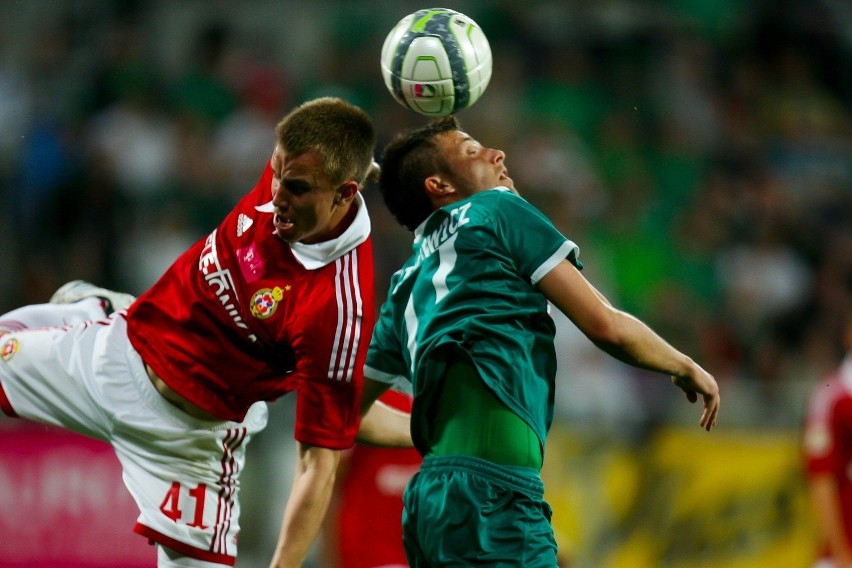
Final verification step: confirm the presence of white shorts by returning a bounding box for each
[0,315,268,566]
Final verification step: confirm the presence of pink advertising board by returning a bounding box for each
[0,423,152,567]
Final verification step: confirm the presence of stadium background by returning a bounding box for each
[0,0,848,566]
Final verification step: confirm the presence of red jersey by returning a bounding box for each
[335,390,422,568]
[126,163,375,449]
[803,358,852,553]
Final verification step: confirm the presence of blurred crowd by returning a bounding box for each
[0,0,849,432]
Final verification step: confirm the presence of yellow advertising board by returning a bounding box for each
[542,426,820,567]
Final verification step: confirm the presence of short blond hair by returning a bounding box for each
[276,97,376,185]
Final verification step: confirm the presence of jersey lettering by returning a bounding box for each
[198,230,258,343]
[393,202,472,296]
[432,233,458,303]
[158,481,208,528]
[404,225,463,368]
[159,481,182,522]
[404,296,418,375]
[187,483,209,529]
[417,203,471,261]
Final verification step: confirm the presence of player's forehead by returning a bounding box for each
[271,145,326,181]
[437,130,480,154]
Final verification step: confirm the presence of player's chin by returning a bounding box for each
[274,227,299,243]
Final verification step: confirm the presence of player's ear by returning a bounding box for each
[336,180,360,204]
[425,175,453,198]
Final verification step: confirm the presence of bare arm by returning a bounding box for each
[537,259,720,431]
[269,442,341,568]
[810,473,852,566]
[356,378,414,447]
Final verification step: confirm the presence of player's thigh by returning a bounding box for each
[0,324,112,439]
[402,471,433,568]
[403,466,557,567]
[114,397,268,565]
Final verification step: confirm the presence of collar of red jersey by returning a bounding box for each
[288,192,371,270]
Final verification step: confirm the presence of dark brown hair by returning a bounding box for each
[378,116,461,231]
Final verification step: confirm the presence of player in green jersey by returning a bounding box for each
[361,116,721,567]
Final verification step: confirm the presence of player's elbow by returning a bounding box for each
[579,309,624,347]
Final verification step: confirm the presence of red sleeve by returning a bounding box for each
[378,389,414,413]
[292,242,376,449]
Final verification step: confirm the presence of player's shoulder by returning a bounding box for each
[468,188,548,227]
[475,186,519,201]
[463,187,520,213]
[430,189,536,236]
[479,187,537,209]
[808,369,852,414]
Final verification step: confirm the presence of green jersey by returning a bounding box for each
[365,188,582,455]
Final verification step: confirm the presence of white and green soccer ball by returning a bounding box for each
[380,7,492,117]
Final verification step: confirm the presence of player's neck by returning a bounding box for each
[320,200,359,243]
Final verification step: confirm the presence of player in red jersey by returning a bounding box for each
[804,317,852,568]
[0,97,411,568]
[322,389,422,568]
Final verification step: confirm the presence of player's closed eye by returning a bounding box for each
[282,180,311,196]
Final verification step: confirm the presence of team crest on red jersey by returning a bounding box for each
[250,286,286,319]
[1,338,19,361]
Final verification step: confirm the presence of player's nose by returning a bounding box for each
[272,186,291,209]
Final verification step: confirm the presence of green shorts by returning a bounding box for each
[402,455,558,567]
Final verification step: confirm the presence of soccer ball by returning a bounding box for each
[380,8,492,117]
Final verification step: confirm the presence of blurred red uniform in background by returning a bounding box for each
[324,390,422,568]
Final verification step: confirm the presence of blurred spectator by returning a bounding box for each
[84,67,177,201]
[212,52,291,196]
[717,217,813,345]
[0,4,847,563]
[551,308,648,438]
[171,22,237,125]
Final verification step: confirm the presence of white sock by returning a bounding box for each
[0,299,107,333]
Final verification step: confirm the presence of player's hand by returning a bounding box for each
[671,364,720,432]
